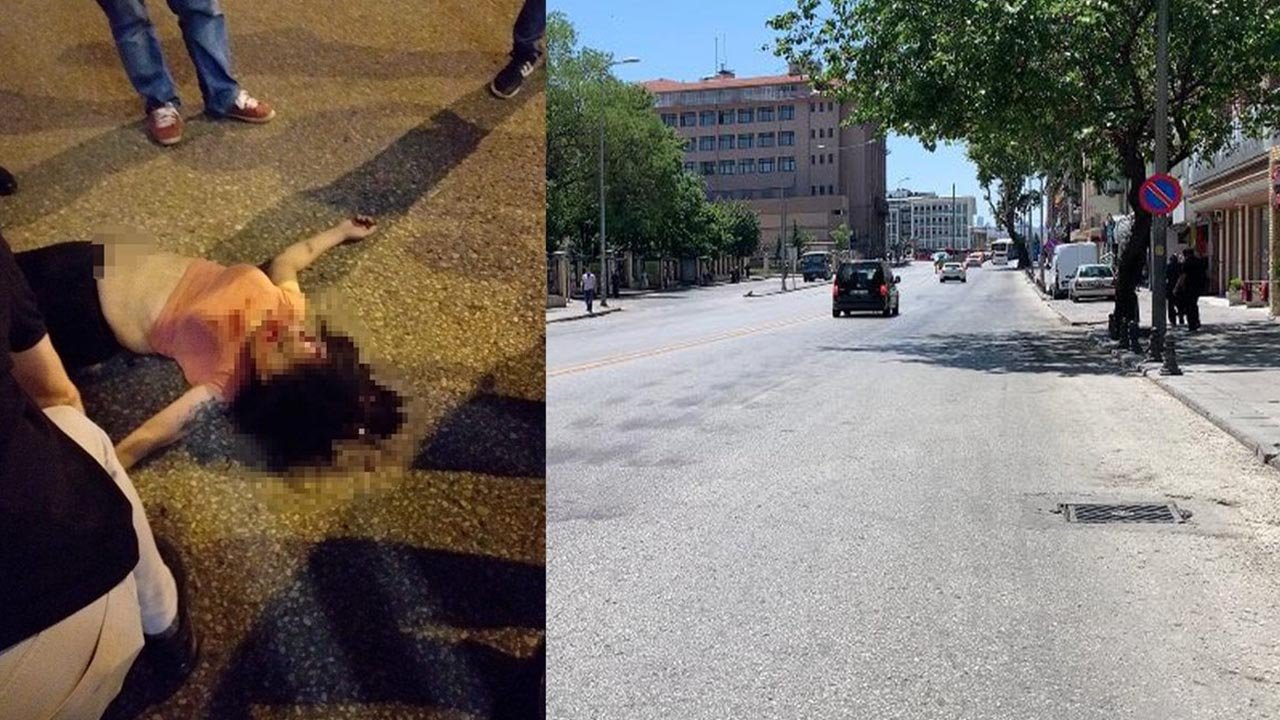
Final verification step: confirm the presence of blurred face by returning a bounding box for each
[249,318,327,381]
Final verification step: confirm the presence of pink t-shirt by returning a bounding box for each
[146,260,305,400]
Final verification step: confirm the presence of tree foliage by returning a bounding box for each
[772,0,1280,317]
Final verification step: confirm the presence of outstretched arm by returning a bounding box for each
[265,215,378,286]
[115,384,218,470]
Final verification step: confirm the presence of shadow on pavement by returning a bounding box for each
[1170,323,1280,370]
[105,538,544,720]
[413,391,545,478]
[818,329,1119,377]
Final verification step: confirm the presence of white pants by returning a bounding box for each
[0,407,179,720]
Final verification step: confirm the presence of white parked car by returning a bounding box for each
[1069,263,1116,302]
[939,262,967,283]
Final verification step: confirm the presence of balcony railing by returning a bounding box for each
[1187,131,1278,186]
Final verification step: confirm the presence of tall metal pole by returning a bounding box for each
[951,183,956,254]
[599,100,609,307]
[1149,0,1170,361]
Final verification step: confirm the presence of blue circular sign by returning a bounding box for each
[1139,173,1182,216]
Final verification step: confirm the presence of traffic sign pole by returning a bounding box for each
[1149,0,1170,364]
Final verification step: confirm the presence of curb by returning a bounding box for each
[1082,328,1280,470]
[1026,274,1111,327]
[546,306,623,324]
[745,282,830,298]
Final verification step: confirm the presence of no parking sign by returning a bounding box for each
[1138,173,1182,216]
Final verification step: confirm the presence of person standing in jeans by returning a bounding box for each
[489,0,545,99]
[94,0,275,146]
[581,269,597,314]
[1165,252,1183,325]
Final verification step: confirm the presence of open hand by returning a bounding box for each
[338,214,378,241]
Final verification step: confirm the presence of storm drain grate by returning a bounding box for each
[1059,503,1186,524]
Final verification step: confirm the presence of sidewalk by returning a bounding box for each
[1033,275,1280,469]
[545,277,778,323]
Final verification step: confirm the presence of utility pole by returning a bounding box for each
[1149,0,1170,363]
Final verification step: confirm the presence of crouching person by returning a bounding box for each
[0,235,196,719]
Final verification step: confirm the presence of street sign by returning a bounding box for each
[1138,173,1182,216]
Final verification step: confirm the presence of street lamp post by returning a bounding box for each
[598,56,640,308]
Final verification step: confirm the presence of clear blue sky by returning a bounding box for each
[551,0,994,226]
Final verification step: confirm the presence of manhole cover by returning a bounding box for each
[1060,503,1187,524]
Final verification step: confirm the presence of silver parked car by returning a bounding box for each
[1069,263,1116,302]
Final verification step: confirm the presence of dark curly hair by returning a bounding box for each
[229,325,404,469]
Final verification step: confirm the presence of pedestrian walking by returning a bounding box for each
[581,269,597,313]
[94,0,275,146]
[1165,252,1183,325]
[489,0,546,99]
[611,269,621,298]
[0,234,199,717]
[1177,247,1207,331]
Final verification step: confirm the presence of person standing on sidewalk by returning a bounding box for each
[0,235,198,717]
[1177,247,1207,332]
[1165,252,1184,326]
[489,0,545,99]
[94,0,276,146]
[581,269,597,314]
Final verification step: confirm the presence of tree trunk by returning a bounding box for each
[999,207,1027,266]
[1112,150,1151,326]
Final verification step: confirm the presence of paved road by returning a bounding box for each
[3,2,543,718]
[547,262,1280,719]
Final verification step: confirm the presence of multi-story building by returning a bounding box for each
[642,70,887,257]
[885,189,976,252]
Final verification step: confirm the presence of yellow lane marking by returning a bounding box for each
[548,314,826,378]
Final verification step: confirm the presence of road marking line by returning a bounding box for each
[548,314,825,377]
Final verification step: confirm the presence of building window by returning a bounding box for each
[758,106,775,122]
[779,131,795,146]
[810,129,816,139]
[661,113,677,127]
[719,159,736,175]
[683,161,696,173]
[738,108,754,123]
[827,153,834,163]
[818,154,824,165]
[779,156,796,172]
[811,185,817,195]
[820,186,826,196]
[828,184,834,194]
[810,154,816,164]
[700,161,715,175]
[680,112,696,127]
[718,109,735,125]
[699,136,715,151]
[739,158,755,174]
[759,158,775,173]
[719,134,734,150]
[779,104,795,120]
[738,133,754,149]
[700,110,716,126]
[758,132,775,147]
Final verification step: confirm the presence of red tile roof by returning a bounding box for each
[640,74,808,93]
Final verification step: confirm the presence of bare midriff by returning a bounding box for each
[96,245,197,354]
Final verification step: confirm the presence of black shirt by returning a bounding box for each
[0,234,139,651]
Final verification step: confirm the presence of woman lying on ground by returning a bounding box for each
[14,216,404,470]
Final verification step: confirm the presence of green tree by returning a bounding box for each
[547,12,687,262]
[715,201,763,269]
[771,0,1280,322]
[830,222,852,258]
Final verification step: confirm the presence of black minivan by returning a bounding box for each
[832,260,900,317]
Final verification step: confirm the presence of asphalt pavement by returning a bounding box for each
[547,261,1280,719]
[2,3,544,718]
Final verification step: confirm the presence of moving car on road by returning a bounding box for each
[990,239,1012,266]
[965,253,983,268]
[1069,263,1116,302]
[800,251,834,282]
[939,262,967,283]
[833,260,900,317]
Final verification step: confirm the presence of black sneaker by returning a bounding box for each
[490,55,540,99]
[144,536,200,688]
[0,166,15,196]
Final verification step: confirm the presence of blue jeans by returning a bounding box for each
[512,0,545,62]
[583,289,594,313]
[95,0,239,115]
